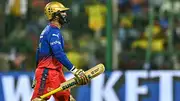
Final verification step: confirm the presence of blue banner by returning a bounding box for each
[0,71,180,101]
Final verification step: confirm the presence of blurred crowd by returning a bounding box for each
[0,0,180,72]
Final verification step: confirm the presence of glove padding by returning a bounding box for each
[73,69,90,85]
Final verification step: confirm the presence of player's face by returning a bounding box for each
[60,11,67,17]
[57,11,69,25]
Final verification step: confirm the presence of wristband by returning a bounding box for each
[70,66,78,74]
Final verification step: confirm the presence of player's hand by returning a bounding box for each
[32,98,45,101]
[32,79,36,88]
[70,95,76,101]
[72,68,90,85]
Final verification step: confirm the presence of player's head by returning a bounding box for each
[44,1,69,25]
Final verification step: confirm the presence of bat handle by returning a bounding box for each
[40,87,62,99]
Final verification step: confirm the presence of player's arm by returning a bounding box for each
[49,33,89,85]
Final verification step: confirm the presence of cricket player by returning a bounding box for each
[31,1,90,101]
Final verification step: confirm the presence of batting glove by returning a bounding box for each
[70,67,90,85]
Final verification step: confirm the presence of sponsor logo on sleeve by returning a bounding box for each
[50,41,61,45]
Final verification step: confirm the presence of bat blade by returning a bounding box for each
[39,63,105,99]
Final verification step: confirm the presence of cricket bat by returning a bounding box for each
[39,63,105,99]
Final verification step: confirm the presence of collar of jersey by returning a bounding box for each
[49,23,59,29]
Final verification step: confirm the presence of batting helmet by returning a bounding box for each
[44,1,69,24]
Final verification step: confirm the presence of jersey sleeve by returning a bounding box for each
[48,32,74,70]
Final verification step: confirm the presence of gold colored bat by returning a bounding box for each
[32,63,105,101]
